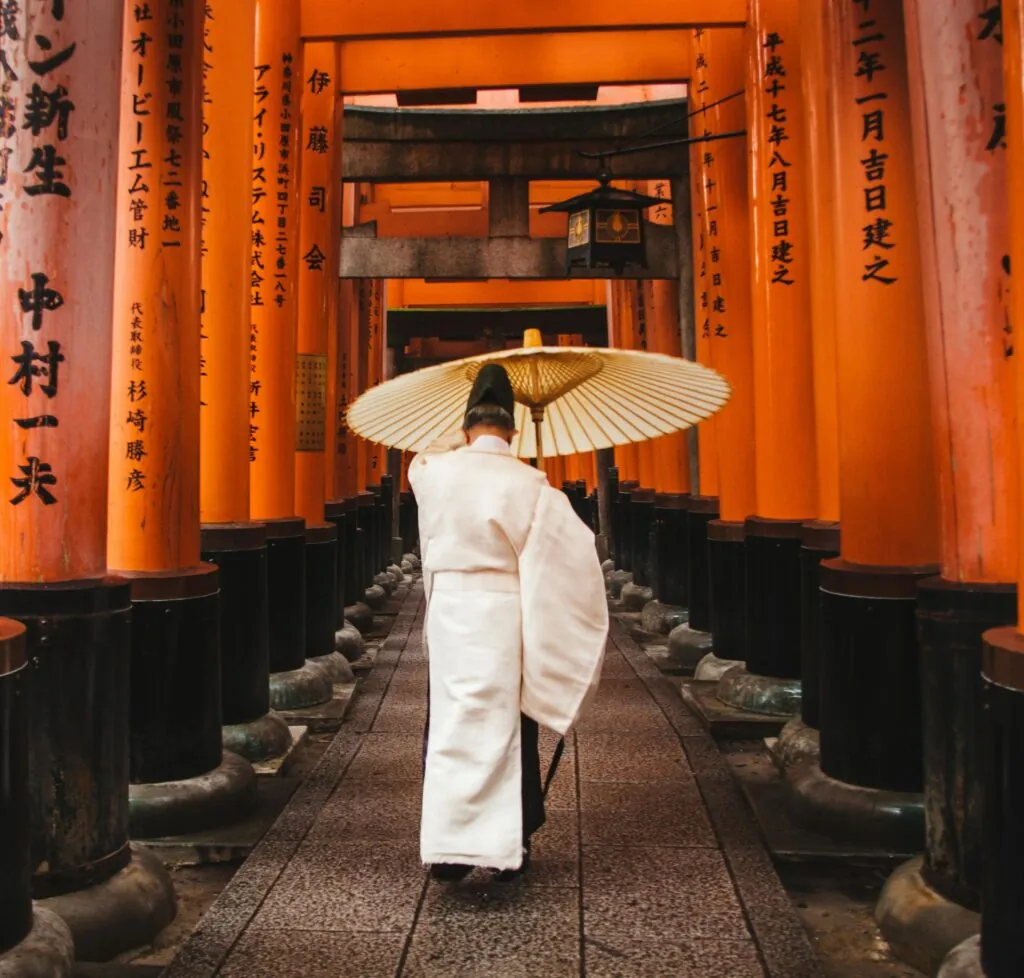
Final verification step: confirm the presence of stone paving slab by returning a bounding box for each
[165,587,823,978]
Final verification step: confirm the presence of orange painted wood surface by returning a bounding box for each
[250,0,302,521]
[200,0,257,525]
[1004,0,1024,618]
[746,0,818,521]
[906,0,1016,585]
[827,0,939,568]
[691,143,720,499]
[296,41,342,526]
[108,0,204,573]
[692,28,757,524]
[0,0,123,582]
[301,0,746,40]
[797,0,841,524]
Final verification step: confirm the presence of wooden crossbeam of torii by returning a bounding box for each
[301,0,746,41]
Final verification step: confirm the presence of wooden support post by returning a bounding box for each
[0,0,176,957]
[716,0,817,719]
[924,4,1024,978]
[251,0,332,711]
[692,27,756,670]
[199,0,293,766]
[296,40,349,681]
[876,2,1016,971]
[790,0,940,854]
[110,0,258,840]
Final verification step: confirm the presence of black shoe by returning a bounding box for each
[430,863,473,882]
[493,845,531,883]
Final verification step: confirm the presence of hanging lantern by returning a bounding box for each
[539,173,663,276]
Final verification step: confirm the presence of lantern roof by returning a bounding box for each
[538,175,664,214]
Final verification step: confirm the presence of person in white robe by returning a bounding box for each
[409,364,608,882]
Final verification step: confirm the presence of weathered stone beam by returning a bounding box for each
[339,223,679,280]
[341,102,691,181]
[343,101,689,141]
[343,141,687,181]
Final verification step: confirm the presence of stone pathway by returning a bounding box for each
[165,582,822,978]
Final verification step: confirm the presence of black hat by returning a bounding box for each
[465,363,515,419]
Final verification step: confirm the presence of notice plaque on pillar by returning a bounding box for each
[296,354,328,453]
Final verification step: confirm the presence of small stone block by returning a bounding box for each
[251,726,308,779]
[679,680,791,739]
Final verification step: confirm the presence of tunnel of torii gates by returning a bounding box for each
[1,0,1024,976]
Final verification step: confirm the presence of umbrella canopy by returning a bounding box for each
[346,342,731,460]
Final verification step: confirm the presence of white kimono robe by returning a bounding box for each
[410,433,608,871]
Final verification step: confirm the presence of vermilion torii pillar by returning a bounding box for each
[109,0,257,841]
[937,5,1024,978]
[878,2,1017,973]
[250,0,333,713]
[775,0,842,771]
[666,140,720,671]
[788,0,941,853]
[295,40,355,685]
[691,26,758,683]
[0,0,175,960]
[199,0,294,768]
[716,0,818,722]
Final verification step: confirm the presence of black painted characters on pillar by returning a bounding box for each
[693,30,728,341]
[762,31,795,287]
[852,0,897,287]
[5,0,74,506]
[250,60,269,460]
[274,50,293,309]
[977,2,1012,359]
[124,301,146,491]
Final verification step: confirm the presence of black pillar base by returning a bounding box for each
[264,518,307,674]
[790,559,936,851]
[654,493,690,609]
[615,482,638,574]
[686,496,720,635]
[0,907,74,977]
[200,523,291,765]
[123,566,257,838]
[639,600,688,636]
[341,500,363,607]
[799,521,841,731]
[356,491,378,588]
[876,856,980,978]
[877,580,1016,976]
[344,602,374,636]
[977,627,1024,978]
[0,579,176,961]
[716,664,801,717]
[39,844,176,964]
[773,717,820,770]
[664,622,714,674]
[364,583,388,610]
[0,621,30,955]
[222,710,294,765]
[305,523,338,660]
[630,488,656,588]
[324,501,349,632]
[716,517,805,718]
[707,520,747,665]
[784,759,925,852]
[334,621,365,663]
[268,660,333,712]
[129,750,257,840]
